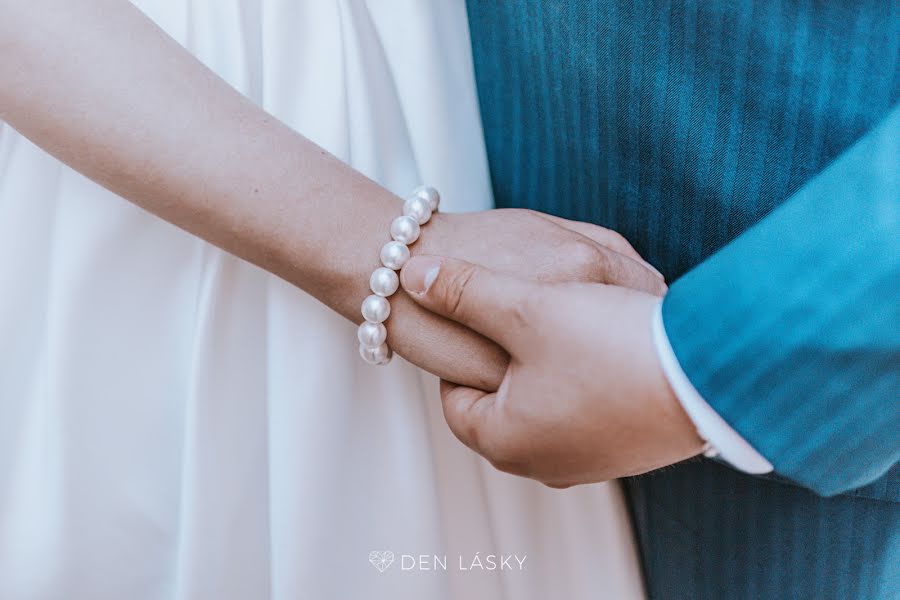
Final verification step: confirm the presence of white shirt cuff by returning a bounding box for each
[651,302,773,474]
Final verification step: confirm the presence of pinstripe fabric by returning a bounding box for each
[662,107,899,497]
[466,1,900,598]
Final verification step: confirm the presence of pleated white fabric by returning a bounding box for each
[0,1,645,598]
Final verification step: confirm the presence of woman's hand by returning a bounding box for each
[326,208,667,391]
[420,209,665,290]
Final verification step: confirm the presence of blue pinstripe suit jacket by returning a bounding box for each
[466,1,899,598]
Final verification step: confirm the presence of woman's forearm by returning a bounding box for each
[0,0,393,319]
[0,0,516,390]
[0,0,666,390]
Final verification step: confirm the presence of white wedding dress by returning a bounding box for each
[0,1,644,599]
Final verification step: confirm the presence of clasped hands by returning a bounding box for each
[383,209,704,488]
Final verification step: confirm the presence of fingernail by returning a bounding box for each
[401,256,441,294]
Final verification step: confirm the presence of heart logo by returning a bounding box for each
[368,550,395,573]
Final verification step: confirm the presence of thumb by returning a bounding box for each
[400,255,536,349]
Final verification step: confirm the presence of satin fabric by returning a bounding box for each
[0,2,644,598]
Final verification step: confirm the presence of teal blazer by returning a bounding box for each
[466,1,899,598]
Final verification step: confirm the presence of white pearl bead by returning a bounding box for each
[413,185,440,212]
[390,215,421,245]
[380,240,410,270]
[357,321,387,348]
[359,342,391,365]
[361,294,391,323]
[402,196,432,225]
[369,267,399,297]
[376,345,393,365]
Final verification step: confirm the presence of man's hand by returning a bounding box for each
[398,254,704,487]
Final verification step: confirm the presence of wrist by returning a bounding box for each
[632,294,706,466]
[274,176,403,323]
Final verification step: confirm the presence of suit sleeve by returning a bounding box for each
[660,105,900,497]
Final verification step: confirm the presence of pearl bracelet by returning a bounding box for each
[358,185,440,365]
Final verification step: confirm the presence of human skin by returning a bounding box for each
[0,0,665,390]
[400,255,705,486]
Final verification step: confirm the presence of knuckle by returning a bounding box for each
[567,240,605,281]
[605,229,632,251]
[574,241,612,282]
[569,239,600,266]
[592,249,617,283]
